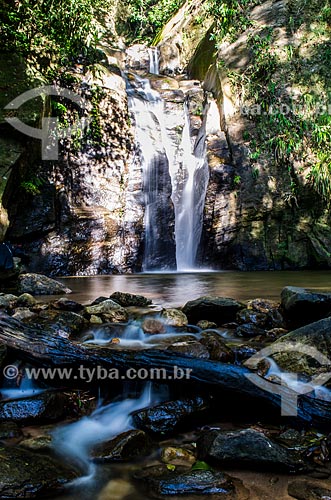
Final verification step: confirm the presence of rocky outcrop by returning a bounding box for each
[182,296,244,325]
[17,273,72,295]
[281,286,331,328]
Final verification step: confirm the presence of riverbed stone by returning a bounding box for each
[30,310,88,338]
[267,317,331,377]
[197,428,306,472]
[0,447,78,497]
[161,446,196,466]
[142,318,166,334]
[235,323,266,338]
[0,392,76,424]
[132,396,210,436]
[134,465,236,498]
[161,308,188,327]
[92,429,152,462]
[12,307,37,322]
[167,339,210,358]
[19,434,53,452]
[0,421,22,440]
[16,293,37,308]
[0,294,17,309]
[281,286,331,328]
[110,291,152,307]
[17,273,72,295]
[51,297,84,312]
[197,320,218,329]
[200,331,235,362]
[182,296,244,325]
[288,480,331,499]
[85,299,128,323]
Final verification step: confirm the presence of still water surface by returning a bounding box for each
[57,271,331,306]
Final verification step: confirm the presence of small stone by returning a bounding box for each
[12,307,37,321]
[90,315,103,324]
[197,320,218,329]
[110,291,152,307]
[16,293,37,307]
[52,297,83,312]
[161,446,196,466]
[92,430,151,462]
[167,340,210,358]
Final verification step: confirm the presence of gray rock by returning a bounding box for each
[134,465,236,498]
[17,274,72,295]
[92,429,151,462]
[16,293,37,307]
[198,428,306,472]
[12,307,37,321]
[85,299,128,323]
[0,447,78,497]
[167,339,210,358]
[161,308,188,327]
[109,291,152,307]
[182,296,244,325]
[142,318,166,334]
[51,297,83,312]
[0,392,76,424]
[268,317,331,376]
[200,331,234,362]
[281,286,331,328]
[132,396,210,436]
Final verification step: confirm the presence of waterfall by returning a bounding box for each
[127,75,176,271]
[148,47,159,75]
[171,103,209,271]
[126,59,212,272]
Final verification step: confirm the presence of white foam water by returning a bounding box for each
[53,384,157,483]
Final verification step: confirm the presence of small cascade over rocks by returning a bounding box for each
[126,45,217,272]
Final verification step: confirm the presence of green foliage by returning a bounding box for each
[191,461,213,471]
[121,0,185,44]
[0,0,107,79]
[20,176,45,195]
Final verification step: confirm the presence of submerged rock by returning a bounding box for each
[17,273,72,295]
[132,396,210,436]
[110,291,152,307]
[281,286,331,328]
[92,429,152,462]
[288,480,331,500]
[182,296,244,325]
[197,428,306,473]
[134,465,236,498]
[0,447,78,497]
[19,434,52,452]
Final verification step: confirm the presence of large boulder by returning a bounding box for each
[197,428,306,473]
[17,274,72,295]
[0,392,76,424]
[200,331,234,362]
[267,317,331,377]
[161,308,188,327]
[26,310,88,339]
[109,291,152,307]
[133,465,236,498]
[182,296,244,325]
[281,286,331,328]
[0,447,78,497]
[85,299,128,323]
[132,396,210,436]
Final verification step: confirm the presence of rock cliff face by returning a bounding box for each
[2,0,331,274]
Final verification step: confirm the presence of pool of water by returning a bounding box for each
[55,270,331,307]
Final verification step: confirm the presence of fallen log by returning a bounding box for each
[0,313,330,428]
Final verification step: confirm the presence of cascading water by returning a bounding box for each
[171,102,209,271]
[148,47,159,75]
[53,383,158,483]
[127,75,176,271]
